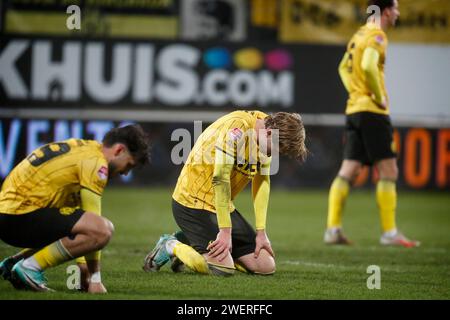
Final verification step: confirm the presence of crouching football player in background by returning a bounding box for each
[143,111,307,276]
[0,125,150,292]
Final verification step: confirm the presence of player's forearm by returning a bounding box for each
[80,188,102,215]
[361,47,384,103]
[80,188,103,264]
[252,174,270,230]
[212,162,234,228]
[338,52,352,92]
[213,181,232,228]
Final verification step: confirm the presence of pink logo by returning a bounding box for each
[375,35,384,45]
[229,128,243,141]
[265,49,293,71]
[97,166,108,180]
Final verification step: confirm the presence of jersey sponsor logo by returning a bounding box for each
[97,166,108,180]
[229,128,243,141]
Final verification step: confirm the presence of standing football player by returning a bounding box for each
[144,111,307,275]
[324,0,419,247]
[0,125,150,292]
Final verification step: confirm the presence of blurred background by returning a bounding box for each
[0,0,449,191]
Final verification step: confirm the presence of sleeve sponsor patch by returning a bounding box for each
[97,165,108,180]
[229,128,243,141]
[375,35,384,45]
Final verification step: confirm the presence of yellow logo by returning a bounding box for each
[60,207,76,215]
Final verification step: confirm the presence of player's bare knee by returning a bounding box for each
[338,161,361,182]
[241,249,276,275]
[377,160,398,180]
[388,166,398,180]
[352,165,363,181]
[379,168,398,180]
[107,219,115,234]
[261,259,276,275]
[254,256,276,275]
[92,217,113,249]
[99,218,114,245]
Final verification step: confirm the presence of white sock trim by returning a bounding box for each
[22,256,42,272]
[383,229,398,237]
[328,227,342,233]
[165,240,179,256]
[90,271,101,283]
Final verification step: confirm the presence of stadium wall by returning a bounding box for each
[1,118,449,190]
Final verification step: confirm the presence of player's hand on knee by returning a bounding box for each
[88,282,107,294]
[255,230,275,258]
[207,228,232,261]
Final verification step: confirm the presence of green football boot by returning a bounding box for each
[143,234,176,272]
[11,260,52,292]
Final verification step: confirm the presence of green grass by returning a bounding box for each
[1,188,449,299]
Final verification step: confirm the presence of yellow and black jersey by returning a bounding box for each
[344,24,389,115]
[0,139,108,215]
[173,110,269,213]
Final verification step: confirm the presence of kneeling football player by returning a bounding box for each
[143,111,307,276]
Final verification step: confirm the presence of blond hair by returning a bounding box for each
[265,112,307,162]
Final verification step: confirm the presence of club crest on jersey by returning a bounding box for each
[97,166,108,180]
[229,128,243,141]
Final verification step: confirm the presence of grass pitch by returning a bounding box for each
[0,188,449,300]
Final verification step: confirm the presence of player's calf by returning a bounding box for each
[338,160,363,182]
[70,213,114,254]
[90,217,114,250]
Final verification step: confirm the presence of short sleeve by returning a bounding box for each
[366,31,387,55]
[79,157,108,195]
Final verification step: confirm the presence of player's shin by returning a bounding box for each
[23,240,73,271]
[376,179,397,232]
[327,176,350,229]
[172,242,210,274]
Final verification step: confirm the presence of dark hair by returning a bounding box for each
[367,0,395,13]
[102,124,151,167]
